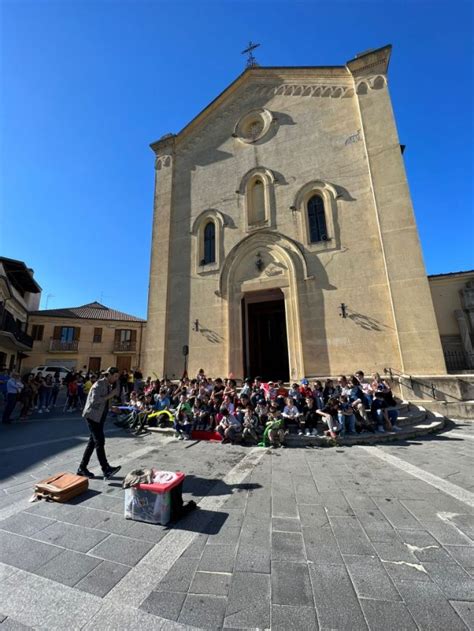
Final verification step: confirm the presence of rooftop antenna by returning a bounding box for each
[241,41,260,68]
[45,293,54,309]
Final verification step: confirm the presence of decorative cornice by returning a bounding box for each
[346,45,392,77]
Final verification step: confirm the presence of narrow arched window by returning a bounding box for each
[203,221,216,264]
[250,179,265,224]
[307,195,327,243]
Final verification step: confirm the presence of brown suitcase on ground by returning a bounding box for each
[34,472,89,502]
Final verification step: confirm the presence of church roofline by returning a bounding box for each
[150,44,392,154]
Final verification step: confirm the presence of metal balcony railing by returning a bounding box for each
[0,309,33,349]
[113,340,136,352]
[49,339,79,352]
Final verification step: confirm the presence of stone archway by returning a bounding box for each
[218,231,310,379]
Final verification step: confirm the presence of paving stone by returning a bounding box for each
[198,543,237,573]
[271,530,306,562]
[423,561,474,600]
[75,559,130,597]
[382,559,431,582]
[360,599,417,630]
[89,534,153,566]
[205,526,242,544]
[70,493,123,514]
[190,571,231,596]
[0,513,55,537]
[156,557,200,593]
[0,530,62,572]
[297,504,328,528]
[270,604,318,630]
[396,528,454,563]
[34,549,101,586]
[180,533,208,559]
[234,543,270,574]
[123,520,168,544]
[421,519,473,546]
[318,491,354,516]
[272,495,298,519]
[445,545,474,571]
[224,571,270,629]
[271,561,313,607]
[0,567,102,630]
[395,580,468,630]
[449,600,474,630]
[140,590,186,622]
[373,498,422,530]
[272,517,301,532]
[308,563,367,630]
[344,554,401,601]
[344,493,378,514]
[356,509,399,543]
[302,524,344,565]
[372,539,419,563]
[178,594,227,629]
[33,520,109,552]
[0,618,32,630]
[82,600,167,631]
[329,515,375,555]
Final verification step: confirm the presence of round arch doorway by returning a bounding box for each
[242,289,289,381]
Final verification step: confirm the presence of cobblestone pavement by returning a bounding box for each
[0,409,473,630]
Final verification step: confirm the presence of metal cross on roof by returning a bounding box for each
[241,41,260,68]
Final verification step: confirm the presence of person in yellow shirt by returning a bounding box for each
[84,375,96,394]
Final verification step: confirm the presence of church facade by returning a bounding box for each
[144,45,447,381]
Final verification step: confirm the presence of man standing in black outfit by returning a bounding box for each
[77,367,121,480]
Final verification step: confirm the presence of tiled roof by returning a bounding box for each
[428,270,474,278]
[29,302,146,322]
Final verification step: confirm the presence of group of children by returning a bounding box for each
[111,369,401,447]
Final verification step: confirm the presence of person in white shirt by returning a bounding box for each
[2,372,24,424]
[217,407,241,444]
[282,397,303,434]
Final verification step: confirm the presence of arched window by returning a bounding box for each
[203,222,216,264]
[307,195,327,243]
[249,179,265,225]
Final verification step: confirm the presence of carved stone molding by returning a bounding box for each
[155,155,172,170]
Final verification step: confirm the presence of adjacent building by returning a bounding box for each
[24,302,146,374]
[429,270,474,372]
[144,45,447,380]
[0,257,41,370]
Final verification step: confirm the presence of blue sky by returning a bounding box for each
[1,0,472,319]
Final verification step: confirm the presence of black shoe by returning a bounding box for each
[77,467,95,479]
[103,465,121,480]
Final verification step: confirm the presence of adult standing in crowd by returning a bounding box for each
[77,367,121,479]
[2,371,23,424]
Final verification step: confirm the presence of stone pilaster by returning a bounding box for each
[347,46,446,375]
[143,136,175,377]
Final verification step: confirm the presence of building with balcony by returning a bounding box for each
[0,257,41,370]
[24,302,146,374]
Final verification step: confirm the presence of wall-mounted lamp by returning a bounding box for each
[289,205,297,212]
[192,319,200,332]
[256,253,264,272]
[339,303,348,318]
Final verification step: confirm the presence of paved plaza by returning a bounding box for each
[0,408,473,630]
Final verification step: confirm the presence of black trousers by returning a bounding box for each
[80,417,109,471]
[2,393,17,423]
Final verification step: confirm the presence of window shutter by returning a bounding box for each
[53,326,61,340]
[74,327,81,341]
[131,329,137,342]
[114,329,121,343]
